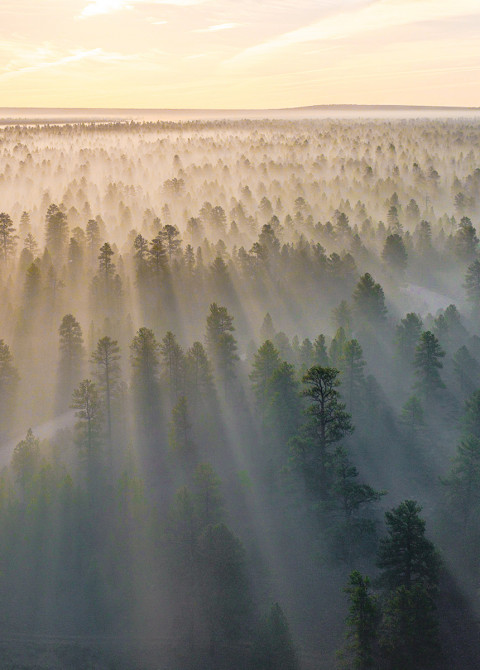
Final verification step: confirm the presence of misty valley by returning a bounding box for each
[0,116,480,669]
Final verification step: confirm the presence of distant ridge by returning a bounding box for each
[1,104,479,123]
[1,103,480,113]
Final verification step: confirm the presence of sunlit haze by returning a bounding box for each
[0,0,479,108]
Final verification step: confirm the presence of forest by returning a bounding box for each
[0,116,480,668]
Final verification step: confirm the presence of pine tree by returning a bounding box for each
[400,396,425,443]
[382,234,407,275]
[185,341,214,404]
[130,327,161,442]
[169,395,196,468]
[71,379,103,485]
[340,339,366,413]
[377,501,441,669]
[329,327,347,368]
[340,571,378,670]
[194,462,224,528]
[414,331,445,397]
[453,345,480,397]
[57,314,84,408]
[313,334,329,366]
[11,428,40,491]
[395,313,423,369]
[352,273,387,325]
[0,213,17,262]
[377,500,440,592]
[442,434,480,530]
[250,340,281,420]
[252,603,298,670]
[91,336,121,451]
[331,446,385,561]
[462,389,480,438]
[86,218,101,265]
[160,331,185,403]
[205,303,239,389]
[45,204,68,262]
[464,260,480,319]
[290,366,353,500]
[260,312,275,342]
[454,217,478,263]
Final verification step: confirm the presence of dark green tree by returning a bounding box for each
[71,379,103,486]
[0,340,19,434]
[377,501,441,669]
[464,259,480,319]
[169,395,196,468]
[86,218,101,265]
[352,273,387,325]
[454,217,478,263]
[290,366,353,500]
[45,203,69,262]
[331,446,385,561]
[265,361,303,457]
[442,434,480,531]
[400,396,425,443]
[185,341,214,405]
[130,327,161,441]
[252,603,298,670]
[453,345,480,397]
[340,339,366,413]
[57,314,84,407]
[340,571,379,670]
[197,523,250,657]
[205,303,239,389]
[91,336,121,452]
[329,327,347,369]
[377,500,440,593]
[395,313,423,368]
[382,234,407,275]
[0,212,17,262]
[250,340,281,420]
[462,389,480,438]
[160,331,185,403]
[313,334,329,366]
[194,462,224,528]
[160,223,182,262]
[413,331,445,397]
[332,300,352,334]
[11,428,40,491]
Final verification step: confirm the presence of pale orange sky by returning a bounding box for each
[0,0,479,108]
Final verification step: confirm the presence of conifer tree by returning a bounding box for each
[205,303,239,389]
[352,273,387,325]
[290,366,353,500]
[250,340,281,419]
[340,339,366,413]
[414,331,445,398]
[252,603,298,670]
[57,314,84,408]
[0,212,17,262]
[340,571,378,670]
[377,500,441,669]
[160,331,185,403]
[130,327,161,442]
[91,336,121,451]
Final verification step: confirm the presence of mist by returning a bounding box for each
[0,113,479,669]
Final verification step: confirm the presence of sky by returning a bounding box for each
[0,0,479,109]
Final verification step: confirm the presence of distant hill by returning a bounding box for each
[1,104,479,123]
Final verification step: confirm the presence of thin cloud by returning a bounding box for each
[0,45,138,80]
[79,0,210,19]
[225,0,480,66]
[195,23,240,33]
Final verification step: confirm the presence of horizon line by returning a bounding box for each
[0,103,479,113]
